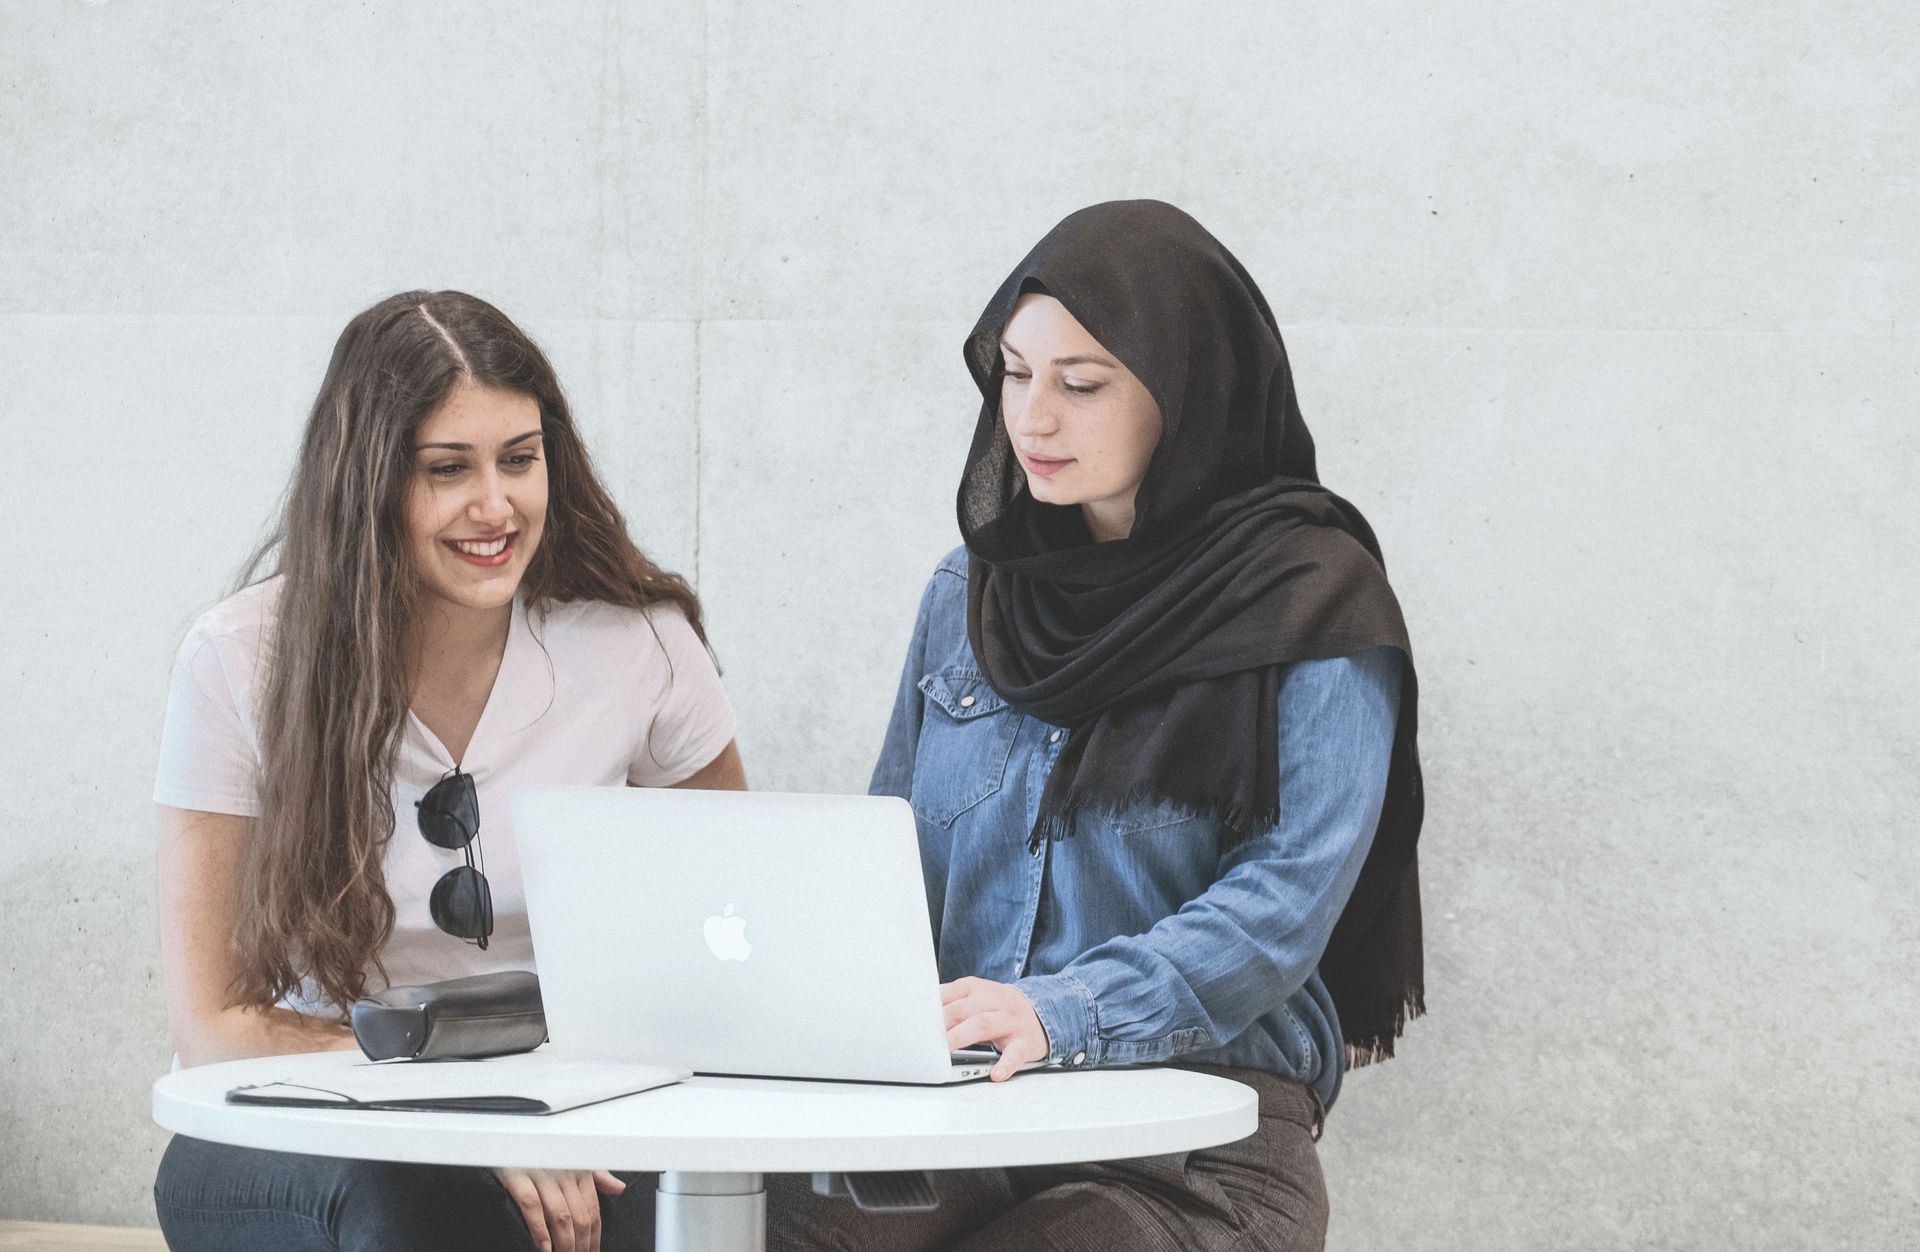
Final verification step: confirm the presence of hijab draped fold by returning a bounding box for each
[957,200,1426,1064]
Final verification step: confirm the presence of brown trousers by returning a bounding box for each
[763,1064,1330,1252]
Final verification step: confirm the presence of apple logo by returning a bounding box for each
[703,903,752,962]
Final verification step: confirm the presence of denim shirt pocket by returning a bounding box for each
[1091,800,1225,902]
[910,669,1021,827]
[1105,797,1216,838]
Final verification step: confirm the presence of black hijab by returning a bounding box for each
[958,200,1426,1064]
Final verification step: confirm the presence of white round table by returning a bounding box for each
[154,1050,1257,1252]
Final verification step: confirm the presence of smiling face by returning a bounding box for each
[999,292,1163,542]
[405,381,548,616]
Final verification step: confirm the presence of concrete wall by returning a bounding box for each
[3,2,1914,1246]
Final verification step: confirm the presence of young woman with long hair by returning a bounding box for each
[152,291,742,1252]
[766,201,1424,1250]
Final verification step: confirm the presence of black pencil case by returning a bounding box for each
[351,970,548,1061]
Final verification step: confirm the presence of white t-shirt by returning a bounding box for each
[154,577,737,1015]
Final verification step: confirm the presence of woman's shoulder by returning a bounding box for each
[535,594,693,633]
[907,546,975,668]
[161,579,282,748]
[530,596,732,757]
[932,544,971,582]
[531,596,705,670]
[919,545,971,608]
[177,577,282,664]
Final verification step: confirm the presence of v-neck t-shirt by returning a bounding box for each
[154,576,737,1015]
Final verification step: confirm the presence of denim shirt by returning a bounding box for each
[870,547,1402,1111]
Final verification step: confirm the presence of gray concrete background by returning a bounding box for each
[3,2,1915,1245]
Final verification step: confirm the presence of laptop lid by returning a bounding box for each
[511,785,964,1084]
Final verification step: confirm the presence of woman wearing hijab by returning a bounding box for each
[769,201,1424,1250]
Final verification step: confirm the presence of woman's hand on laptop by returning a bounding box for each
[493,1166,626,1252]
[942,976,1051,1082]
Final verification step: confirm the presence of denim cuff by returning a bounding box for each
[1016,971,1099,1068]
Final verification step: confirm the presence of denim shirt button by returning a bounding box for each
[959,695,976,708]
[1071,1051,1086,1066]
[1048,730,1062,744]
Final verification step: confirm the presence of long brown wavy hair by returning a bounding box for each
[231,290,704,1015]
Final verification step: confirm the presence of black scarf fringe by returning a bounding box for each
[1343,988,1427,1070]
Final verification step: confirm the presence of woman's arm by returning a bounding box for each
[1014,647,1404,1068]
[669,739,747,791]
[155,804,357,1067]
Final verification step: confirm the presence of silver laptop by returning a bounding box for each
[511,785,1040,1084]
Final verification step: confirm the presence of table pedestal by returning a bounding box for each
[656,1171,766,1252]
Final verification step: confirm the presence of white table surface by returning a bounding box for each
[152,1049,1259,1174]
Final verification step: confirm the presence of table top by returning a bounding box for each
[153,1050,1259,1174]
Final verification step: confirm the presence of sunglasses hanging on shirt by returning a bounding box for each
[415,766,493,951]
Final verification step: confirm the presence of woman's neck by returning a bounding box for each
[411,597,513,683]
[1081,498,1137,544]
[408,597,514,763]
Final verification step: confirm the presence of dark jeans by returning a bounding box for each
[153,1136,657,1251]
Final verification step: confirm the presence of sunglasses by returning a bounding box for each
[414,767,492,950]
